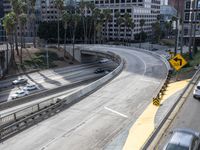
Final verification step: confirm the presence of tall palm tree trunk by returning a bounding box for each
[64,28,67,56]
[14,26,19,55]
[20,25,23,64]
[57,13,60,50]
[33,21,36,48]
[93,21,96,44]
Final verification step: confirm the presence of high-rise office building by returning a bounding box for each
[183,0,200,44]
[169,0,184,17]
[91,0,161,41]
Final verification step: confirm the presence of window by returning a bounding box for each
[186,1,191,9]
[127,9,131,13]
[185,13,189,20]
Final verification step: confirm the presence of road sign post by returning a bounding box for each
[169,54,187,71]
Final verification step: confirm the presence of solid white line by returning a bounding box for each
[104,106,128,118]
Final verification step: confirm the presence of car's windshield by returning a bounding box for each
[197,86,200,90]
[17,91,24,94]
[166,143,189,150]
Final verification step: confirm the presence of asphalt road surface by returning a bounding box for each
[0,62,116,103]
[157,80,200,149]
[0,46,168,150]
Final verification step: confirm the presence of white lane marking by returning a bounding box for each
[140,79,160,84]
[104,106,128,118]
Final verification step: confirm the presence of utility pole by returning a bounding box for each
[192,0,199,55]
[174,0,180,55]
[188,0,196,59]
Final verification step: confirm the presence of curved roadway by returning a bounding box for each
[0,45,168,150]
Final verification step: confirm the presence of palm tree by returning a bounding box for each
[71,14,80,62]
[19,13,27,64]
[139,19,145,48]
[10,0,24,55]
[54,0,64,50]
[117,17,124,42]
[62,11,70,55]
[164,21,170,38]
[103,9,112,42]
[87,3,95,43]
[115,11,121,41]
[127,19,134,45]
[124,12,131,44]
[79,0,87,43]
[130,22,135,42]
[29,0,37,48]
[3,12,16,66]
[92,8,101,44]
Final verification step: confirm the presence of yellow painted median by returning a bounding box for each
[123,79,190,150]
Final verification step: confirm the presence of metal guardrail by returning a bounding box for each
[142,67,200,149]
[0,49,124,142]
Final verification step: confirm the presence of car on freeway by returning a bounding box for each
[11,90,29,99]
[23,84,38,91]
[193,81,200,99]
[163,128,200,150]
[94,68,105,74]
[99,59,109,63]
[12,78,27,85]
[151,48,159,51]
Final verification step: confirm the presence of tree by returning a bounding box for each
[29,0,37,48]
[19,13,27,64]
[3,12,16,66]
[164,21,171,38]
[10,0,25,55]
[115,11,121,41]
[117,17,124,42]
[103,9,112,42]
[62,11,70,55]
[92,8,101,44]
[124,12,131,44]
[139,19,145,48]
[54,0,64,50]
[128,20,135,44]
[71,14,80,61]
[152,21,161,43]
[79,0,89,43]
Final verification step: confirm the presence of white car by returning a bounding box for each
[12,78,27,85]
[99,59,109,63]
[23,84,38,91]
[11,90,29,99]
[193,81,200,99]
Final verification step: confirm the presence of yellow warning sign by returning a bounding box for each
[153,98,160,106]
[169,54,187,71]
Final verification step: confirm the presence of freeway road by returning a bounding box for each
[157,79,200,149]
[0,45,168,150]
[0,62,116,103]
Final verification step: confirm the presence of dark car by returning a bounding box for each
[151,48,158,51]
[94,68,105,74]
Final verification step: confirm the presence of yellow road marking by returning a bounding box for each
[123,79,190,150]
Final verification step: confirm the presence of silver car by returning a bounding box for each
[12,78,27,85]
[193,81,200,99]
[163,128,200,150]
[23,84,38,91]
[11,90,29,99]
